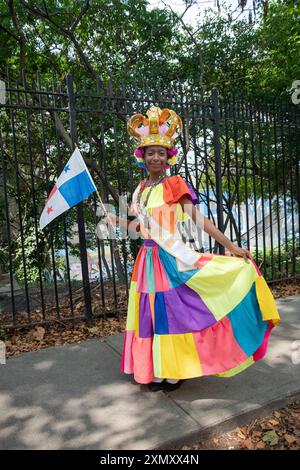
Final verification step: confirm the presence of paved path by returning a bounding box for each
[0,295,299,450]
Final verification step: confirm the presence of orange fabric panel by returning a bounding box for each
[163,175,193,205]
[131,246,144,282]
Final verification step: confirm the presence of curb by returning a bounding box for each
[152,390,300,450]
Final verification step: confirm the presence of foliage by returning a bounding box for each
[0,1,298,98]
[252,236,300,279]
[0,0,298,286]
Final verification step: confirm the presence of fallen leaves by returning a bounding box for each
[284,434,296,444]
[243,439,254,449]
[268,419,280,426]
[236,427,247,440]
[0,281,128,358]
[180,400,300,451]
[256,440,266,449]
[87,326,100,335]
[3,315,126,358]
[32,326,46,341]
[271,278,300,299]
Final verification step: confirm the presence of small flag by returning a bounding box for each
[39,147,96,230]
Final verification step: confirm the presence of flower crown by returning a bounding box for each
[127,106,182,169]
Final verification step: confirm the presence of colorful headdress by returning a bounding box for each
[127,106,182,169]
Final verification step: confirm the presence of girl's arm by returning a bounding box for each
[104,184,141,232]
[178,195,251,262]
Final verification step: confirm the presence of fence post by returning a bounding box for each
[66,75,93,324]
[211,87,225,255]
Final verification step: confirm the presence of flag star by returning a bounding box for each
[47,206,53,214]
[64,164,71,173]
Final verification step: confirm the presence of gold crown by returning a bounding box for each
[127,106,182,148]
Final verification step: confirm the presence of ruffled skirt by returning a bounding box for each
[120,238,281,384]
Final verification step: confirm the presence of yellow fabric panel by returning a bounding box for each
[176,202,192,223]
[186,255,259,321]
[153,334,162,378]
[215,356,254,377]
[126,281,139,330]
[134,288,140,335]
[255,276,281,325]
[159,333,203,379]
[140,184,165,208]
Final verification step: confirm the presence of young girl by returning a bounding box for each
[105,106,281,393]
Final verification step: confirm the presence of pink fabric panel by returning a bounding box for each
[152,246,170,291]
[253,322,274,361]
[193,316,249,375]
[120,330,134,374]
[136,247,148,292]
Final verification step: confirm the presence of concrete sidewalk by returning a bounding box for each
[0,294,299,450]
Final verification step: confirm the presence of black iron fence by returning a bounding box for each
[0,71,299,330]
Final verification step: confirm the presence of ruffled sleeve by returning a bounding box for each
[163,175,199,205]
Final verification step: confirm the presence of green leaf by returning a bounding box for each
[262,430,279,446]
[87,327,100,334]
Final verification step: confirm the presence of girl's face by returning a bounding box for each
[144,146,168,172]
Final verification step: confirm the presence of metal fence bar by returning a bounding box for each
[211,87,224,254]
[66,75,93,324]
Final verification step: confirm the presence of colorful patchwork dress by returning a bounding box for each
[120,175,281,384]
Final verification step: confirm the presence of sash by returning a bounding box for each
[136,201,202,272]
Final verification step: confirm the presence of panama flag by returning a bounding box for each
[39,147,97,230]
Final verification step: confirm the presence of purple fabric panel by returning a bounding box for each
[139,293,153,338]
[164,283,217,334]
[143,239,158,247]
[185,181,199,205]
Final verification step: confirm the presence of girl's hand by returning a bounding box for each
[226,244,252,263]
